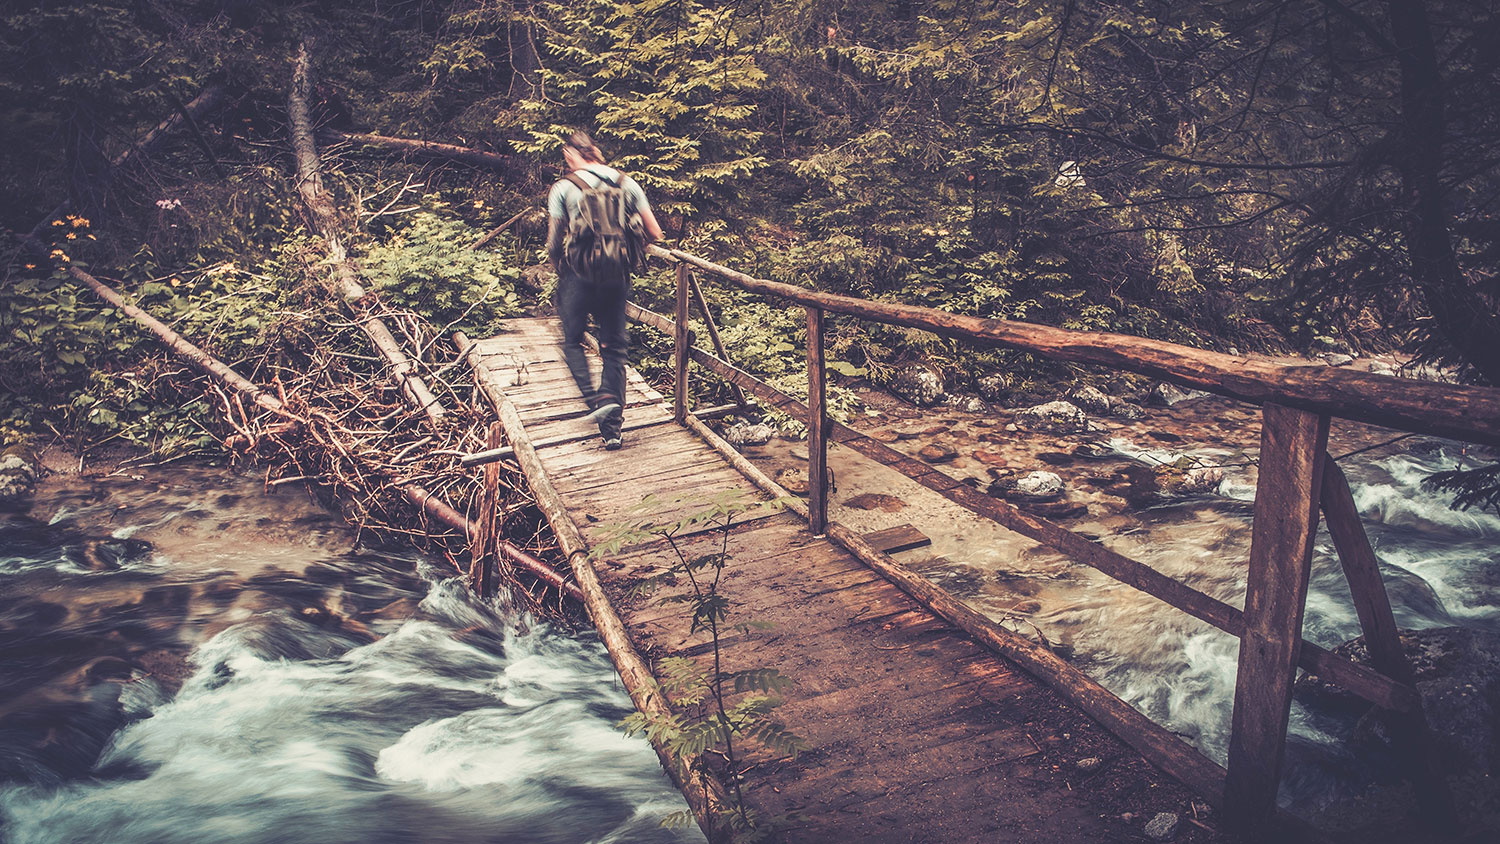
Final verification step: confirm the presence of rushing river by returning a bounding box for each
[0,466,702,844]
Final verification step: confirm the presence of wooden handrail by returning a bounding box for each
[639,244,1460,835]
[647,245,1500,448]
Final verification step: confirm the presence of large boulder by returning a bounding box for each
[1297,627,1500,777]
[1012,400,1088,433]
[976,372,1014,404]
[888,363,945,407]
[1066,385,1111,415]
[723,422,775,447]
[0,450,39,511]
[991,470,1065,502]
[1147,382,1209,407]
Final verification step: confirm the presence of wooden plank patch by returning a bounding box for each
[861,523,931,554]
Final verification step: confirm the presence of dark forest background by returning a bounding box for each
[2,0,1497,455]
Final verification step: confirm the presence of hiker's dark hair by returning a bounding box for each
[565,131,606,164]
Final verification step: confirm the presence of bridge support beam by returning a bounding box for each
[1224,403,1329,833]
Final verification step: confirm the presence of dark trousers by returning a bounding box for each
[556,269,628,438]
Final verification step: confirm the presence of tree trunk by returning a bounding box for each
[288,44,446,427]
[1387,0,1500,386]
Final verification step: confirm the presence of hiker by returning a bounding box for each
[547,131,664,450]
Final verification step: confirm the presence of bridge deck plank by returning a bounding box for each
[473,317,1200,844]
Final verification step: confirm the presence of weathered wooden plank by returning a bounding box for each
[1224,404,1330,831]
[861,523,932,554]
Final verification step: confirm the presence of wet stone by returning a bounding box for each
[889,363,945,407]
[843,493,906,512]
[1148,382,1208,407]
[1066,385,1111,415]
[1075,756,1102,772]
[943,394,989,414]
[869,429,901,443]
[724,422,776,447]
[1012,401,1088,433]
[918,443,958,464]
[1322,352,1355,367]
[1144,812,1179,841]
[973,449,1008,467]
[1110,401,1147,420]
[1072,441,1116,459]
[1036,451,1074,466]
[976,372,1013,403]
[773,467,809,494]
[992,470,1065,501]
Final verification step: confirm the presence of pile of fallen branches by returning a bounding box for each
[218,302,574,615]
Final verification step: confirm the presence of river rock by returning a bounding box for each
[1322,352,1355,367]
[943,394,989,414]
[723,422,776,447]
[843,493,906,512]
[1298,627,1500,776]
[0,451,39,510]
[869,429,900,443]
[1075,756,1102,772]
[773,467,809,494]
[1144,812,1179,841]
[1109,401,1147,420]
[1066,385,1111,415]
[1072,441,1116,459]
[918,443,958,463]
[1147,383,1209,407]
[991,470,1065,501]
[1312,334,1355,356]
[1013,401,1088,433]
[973,449,1008,467]
[976,372,1013,403]
[889,363,945,407]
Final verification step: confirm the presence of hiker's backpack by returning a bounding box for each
[563,170,646,280]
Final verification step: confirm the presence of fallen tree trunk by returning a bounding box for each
[288,44,445,428]
[328,129,514,171]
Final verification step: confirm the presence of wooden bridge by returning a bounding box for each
[455,248,1500,843]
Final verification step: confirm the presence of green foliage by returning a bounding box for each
[359,210,527,334]
[598,489,806,840]
[517,0,767,218]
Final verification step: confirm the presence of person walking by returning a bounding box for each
[546,131,663,450]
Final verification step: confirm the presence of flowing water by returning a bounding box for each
[0,466,702,844]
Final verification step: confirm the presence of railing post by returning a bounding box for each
[1321,458,1457,833]
[1224,403,1329,833]
[674,262,690,423]
[806,306,828,534]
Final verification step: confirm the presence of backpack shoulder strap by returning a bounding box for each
[564,172,593,192]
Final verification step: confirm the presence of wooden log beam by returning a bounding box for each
[806,306,829,534]
[289,44,445,428]
[470,209,528,251]
[688,272,749,409]
[67,267,293,420]
[329,129,514,171]
[399,481,582,602]
[674,263,691,423]
[1224,405,1329,832]
[645,246,1500,447]
[456,332,730,841]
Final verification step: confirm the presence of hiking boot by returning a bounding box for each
[604,436,623,451]
[583,400,621,424]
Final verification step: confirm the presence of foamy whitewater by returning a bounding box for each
[0,472,702,844]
